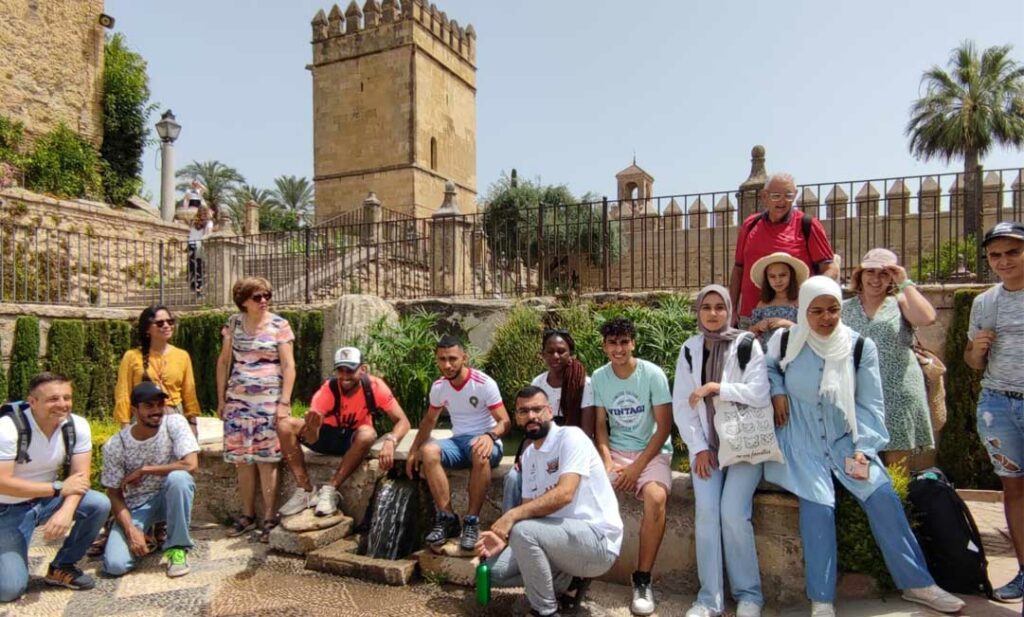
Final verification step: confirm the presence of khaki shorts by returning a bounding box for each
[609,448,673,499]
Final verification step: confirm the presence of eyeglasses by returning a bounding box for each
[768,192,797,201]
[807,306,842,317]
[152,318,176,327]
[250,292,272,303]
[514,405,548,417]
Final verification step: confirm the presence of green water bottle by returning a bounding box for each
[475,561,490,606]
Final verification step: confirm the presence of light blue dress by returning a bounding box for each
[762,330,891,507]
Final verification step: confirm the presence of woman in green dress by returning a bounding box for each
[842,248,937,468]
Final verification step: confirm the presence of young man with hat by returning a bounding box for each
[0,372,109,602]
[277,347,410,518]
[966,221,1024,602]
[101,382,199,579]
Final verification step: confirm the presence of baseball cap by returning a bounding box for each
[982,221,1024,247]
[857,248,899,270]
[131,382,169,406]
[333,346,363,370]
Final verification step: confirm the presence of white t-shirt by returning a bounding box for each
[0,410,93,504]
[531,371,594,418]
[428,368,503,438]
[520,424,623,555]
[188,220,213,248]
[101,414,200,509]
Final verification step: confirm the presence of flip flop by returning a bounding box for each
[227,515,256,537]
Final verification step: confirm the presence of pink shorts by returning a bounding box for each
[609,448,673,499]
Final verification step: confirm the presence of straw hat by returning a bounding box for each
[750,252,810,289]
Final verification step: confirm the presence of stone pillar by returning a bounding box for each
[244,200,260,235]
[361,191,381,246]
[736,145,767,222]
[430,181,471,296]
[919,177,940,215]
[886,180,911,217]
[826,185,849,219]
[796,187,820,219]
[203,235,244,308]
[159,140,176,222]
[855,182,880,217]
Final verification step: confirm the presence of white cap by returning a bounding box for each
[333,346,362,370]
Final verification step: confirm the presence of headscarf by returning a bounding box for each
[780,276,858,440]
[695,284,744,450]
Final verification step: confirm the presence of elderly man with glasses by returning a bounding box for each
[729,173,839,327]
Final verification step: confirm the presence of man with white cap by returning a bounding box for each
[277,347,410,518]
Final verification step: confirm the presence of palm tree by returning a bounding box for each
[226,184,279,233]
[175,160,246,221]
[269,175,315,226]
[907,41,1024,239]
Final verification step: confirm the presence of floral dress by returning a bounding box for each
[222,313,294,464]
[750,304,798,347]
[842,296,933,452]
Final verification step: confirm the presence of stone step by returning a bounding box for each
[306,537,418,586]
[269,514,353,555]
[415,543,480,586]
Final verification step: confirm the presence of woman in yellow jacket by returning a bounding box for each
[115,304,201,435]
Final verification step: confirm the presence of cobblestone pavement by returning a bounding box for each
[1,500,1021,617]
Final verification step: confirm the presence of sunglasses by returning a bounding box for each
[250,292,272,303]
[152,318,176,327]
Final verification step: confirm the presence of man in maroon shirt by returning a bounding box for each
[729,173,839,326]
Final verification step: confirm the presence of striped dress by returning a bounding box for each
[222,312,294,464]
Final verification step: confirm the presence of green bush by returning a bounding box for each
[937,288,998,489]
[173,311,231,412]
[89,418,122,490]
[100,32,154,206]
[482,305,545,412]
[912,236,977,283]
[25,123,102,199]
[550,301,606,374]
[0,114,26,169]
[84,321,117,416]
[8,316,40,400]
[0,334,7,402]
[594,294,698,383]
[836,464,912,589]
[277,309,324,403]
[46,320,89,414]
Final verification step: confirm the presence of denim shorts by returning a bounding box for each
[976,388,1024,478]
[435,433,503,470]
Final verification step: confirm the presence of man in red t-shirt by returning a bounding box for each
[729,173,840,325]
[277,347,410,518]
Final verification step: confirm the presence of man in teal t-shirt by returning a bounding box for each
[592,316,673,616]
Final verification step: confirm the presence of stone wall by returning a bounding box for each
[0,0,106,147]
[0,302,134,374]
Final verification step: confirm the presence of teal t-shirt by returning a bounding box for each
[592,358,673,454]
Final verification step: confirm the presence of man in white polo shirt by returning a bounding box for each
[477,385,623,617]
[0,372,110,603]
[406,335,511,551]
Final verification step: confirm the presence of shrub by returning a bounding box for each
[277,309,324,403]
[173,311,231,412]
[482,305,545,412]
[912,236,977,283]
[24,123,102,199]
[549,301,606,376]
[594,294,698,383]
[89,418,122,490]
[8,316,40,400]
[84,321,117,416]
[46,320,89,414]
[0,334,7,402]
[836,463,912,589]
[937,288,998,489]
[0,114,26,169]
[100,33,154,206]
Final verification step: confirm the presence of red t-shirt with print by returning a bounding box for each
[308,375,396,429]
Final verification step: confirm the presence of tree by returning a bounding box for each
[228,184,300,233]
[101,33,156,206]
[907,41,1024,240]
[269,175,314,226]
[175,160,245,219]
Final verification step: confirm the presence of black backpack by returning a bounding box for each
[326,374,379,428]
[906,468,994,597]
[0,400,77,477]
[746,211,819,273]
[684,332,758,374]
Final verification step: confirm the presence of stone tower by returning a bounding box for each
[615,158,654,217]
[310,0,477,222]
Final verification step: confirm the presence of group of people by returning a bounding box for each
[0,175,1021,617]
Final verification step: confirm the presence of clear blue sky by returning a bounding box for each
[107,0,1024,206]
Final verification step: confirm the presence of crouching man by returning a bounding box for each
[0,372,110,602]
[102,382,199,578]
[477,386,623,617]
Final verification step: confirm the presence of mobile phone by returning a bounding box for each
[845,457,869,480]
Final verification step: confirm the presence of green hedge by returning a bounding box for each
[937,289,998,489]
[46,320,89,414]
[836,464,912,589]
[0,333,6,402]
[89,419,121,490]
[482,305,545,413]
[41,319,132,418]
[8,316,40,400]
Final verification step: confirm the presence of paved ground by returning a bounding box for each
[1,498,1019,616]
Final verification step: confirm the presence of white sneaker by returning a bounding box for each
[736,600,761,617]
[902,585,966,614]
[631,579,656,615]
[314,484,340,517]
[810,602,836,617]
[278,487,316,517]
[685,603,719,617]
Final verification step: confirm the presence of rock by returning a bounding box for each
[270,517,353,555]
[415,549,478,586]
[428,538,478,558]
[306,539,417,586]
[280,509,350,532]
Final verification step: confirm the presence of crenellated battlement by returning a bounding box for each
[311,0,476,65]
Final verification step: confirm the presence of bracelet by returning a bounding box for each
[897,279,916,291]
[485,431,500,443]
[382,434,397,444]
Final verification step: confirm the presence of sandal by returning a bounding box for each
[258,518,277,544]
[227,515,257,537]
[558,576,591,612]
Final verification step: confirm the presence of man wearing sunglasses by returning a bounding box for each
[730,173,839,327]
[277,347,410,518]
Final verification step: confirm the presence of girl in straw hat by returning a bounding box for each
[747,252,809,345]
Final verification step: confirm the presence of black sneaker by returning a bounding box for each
[45,564,95,590]
[460,515,480,551]
[425,511,460,546]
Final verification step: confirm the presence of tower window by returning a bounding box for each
[430,137,438,171]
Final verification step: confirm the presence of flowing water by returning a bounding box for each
[359,475,427,559]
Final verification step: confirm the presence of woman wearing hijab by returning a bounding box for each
[673,285,770,617]
[763,276,963,617]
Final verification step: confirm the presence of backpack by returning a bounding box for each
[746,212,818,273]
[907,468,994,597]
[779,329,865,371]
[684,333,758,374]
[0,400,77,477]
[326,374,379,428]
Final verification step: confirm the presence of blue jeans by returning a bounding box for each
[977,389,1024,478]
[104,470,195,576]
[435,434,503,469]
[503,467,523,512]
[799,484,933,602]
[692,461,764,611]
[0,489,110,602]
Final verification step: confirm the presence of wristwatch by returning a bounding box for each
[52,480,63,496]
[382,434,397,445]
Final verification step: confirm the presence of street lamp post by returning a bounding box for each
[155,110,181,221]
